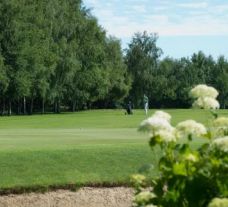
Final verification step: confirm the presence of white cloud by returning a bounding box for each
[101,14,228,38]
[131,5,146,13]
[84,0,228,38]
[84,0,99,6]
[177,2,208,9]
[143,15,169,24]
[153,6,169,12]
[212,4,228,13]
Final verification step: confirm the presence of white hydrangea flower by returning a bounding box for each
[190,84,219,99]
[193,97,220,110]
[139,117,173,134]
[211,137,228,153]
[145,205,158,207]
[213,117,228,136]
[214,117,228,128]
[139,111,176,143]
[176,120,207,139]
[131,174,146,185]
[152,111,171,122]
[208,198,228,207]
[155,128,177,143]
[134,191,156,205]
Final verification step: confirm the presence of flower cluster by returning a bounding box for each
[213,117,228,136]
[131,174,146,187]
[190,84,220,109]
[190,84,218,99]
[192,97,220,110]
[208,198,228,207]
[176,120,207,139]
[153,110,171,122]
[133,191,156,206]
[212,136,228,153]
[139,117,173,134]
[139,111,176,143]
[214,117,228,128]
[133,85,228,207]
[139,112,207,143]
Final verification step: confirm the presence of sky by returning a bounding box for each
[83,0,228,59]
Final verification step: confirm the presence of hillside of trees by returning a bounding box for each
[0,0,227,115]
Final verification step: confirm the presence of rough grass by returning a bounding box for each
[0,109,227,192]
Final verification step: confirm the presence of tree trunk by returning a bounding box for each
[23,96,26,115]
[17,98,21,115]
[72,100,76,112]
[30,98,33,115]
[87,102,91,110]
[8,100,11,116]
[42,98,45,114]
[1,99,5,116]
[54,101,57,113]
[57,99,60,113]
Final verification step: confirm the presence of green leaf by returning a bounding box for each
[179,143,190,154]
[173,163,187,176]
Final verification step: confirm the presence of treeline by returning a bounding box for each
[0,0,227,115]
[0,0,130,115]
[126,32,228,109]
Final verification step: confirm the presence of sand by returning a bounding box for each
[0,187,134,207]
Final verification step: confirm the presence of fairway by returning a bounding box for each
[0,109,227,190]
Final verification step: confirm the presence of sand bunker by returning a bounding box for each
[0,187,134,207]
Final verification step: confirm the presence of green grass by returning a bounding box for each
[0,109,227,190]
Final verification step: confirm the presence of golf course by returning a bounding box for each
[0,109,227,191]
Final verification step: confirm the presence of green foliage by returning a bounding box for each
[134,86,228,207]
[0,54,8,96]
[214,56,228,108]
[0,0,227,113]
[0,0,130,114]
[126,45,228,109]
[125,31,162,107]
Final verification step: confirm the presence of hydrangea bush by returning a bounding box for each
[132,85,228,207]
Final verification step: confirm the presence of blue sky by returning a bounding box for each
[83,0,228,59]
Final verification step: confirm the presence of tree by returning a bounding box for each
[125,31,163,107]
[0,53,9,114]
[214,56,228,108]
[0,0,228,113]
[96,37,131,108]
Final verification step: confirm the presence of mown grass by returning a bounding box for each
[0,109,227,191]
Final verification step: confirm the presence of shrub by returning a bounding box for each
[133,85,228,207]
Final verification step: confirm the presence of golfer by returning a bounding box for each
[143,94,149,115]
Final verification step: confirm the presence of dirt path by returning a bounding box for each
[0,187,134,207]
